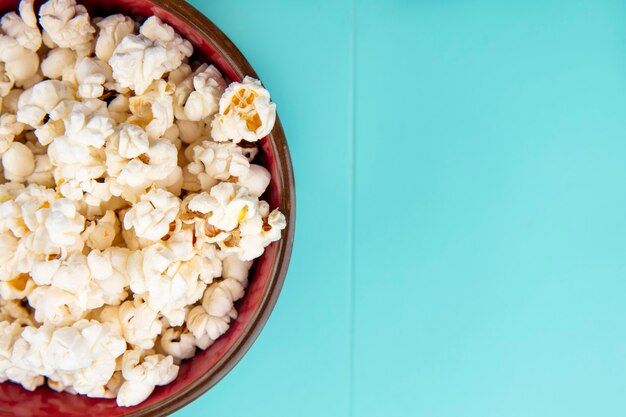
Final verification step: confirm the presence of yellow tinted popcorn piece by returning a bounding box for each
[127,79,174,140]
[187,182,258,232]
[211,76,276,143]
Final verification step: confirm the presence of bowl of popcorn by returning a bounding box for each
[0,0,294,415]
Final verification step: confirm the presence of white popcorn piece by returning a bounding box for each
[45,199,85,247]
[95,14,135,62]
[10,320,125,396]
[0,35,39,84]
[158,327,196,361]
[123,188,180,241]
[118,298,162,349]
[116,348,178,407]
[222,254,253,285]
[0,63,15,102]
[187,183,285,261]
[109,26,191,95]
[176,119,204,144]
[116,123,148,159]
[75,57,113,99]
[185,140,250,192]
[211,77,276,143]
[185,303,236,349]
[126,229,207,324]
[0,114,25,154]
[86,247,130,305]
[238,164,271,197]
[38,0,96,56]
[139,16,192,70]
[3,142,35,182]
[16,80,74,128]
[40,48,77,82]
[1,0,41,51]
[188,183,257,232]
[83,210,119,250]
[108,137,181,203]
[28,286,85,326]
[224,206,286,261]
[25,154,55,188]
[184,65,226,122]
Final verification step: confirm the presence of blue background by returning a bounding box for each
[177,1,626,416]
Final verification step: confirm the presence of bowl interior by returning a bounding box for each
[0,1,293,416]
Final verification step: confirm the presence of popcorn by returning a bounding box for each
[123,188,180,241]
[116,348,178,407]
[0,64,15,103]
[118,298,162,349]
[185,140,250,191]
[39,0,96,56]
[0,299,31,321]
[83,210,119,250]
[238,164,271,197]
[184,65,226,121]
[211,76,276,143]
[45,199,85,247]
[40,48,77,83]
[108,137,181,203]
[95,14,135,62]
[25,154,55,188]
[28,286,85,326]
[188,183,257,232]
[86,247,130,305]
[0,35,39,84]
[158,327,196,361]
[116,123,148,159]
[109,26,192,95]
[0,273,35,300]
[2,142,35,183]
[16,80,74,128]
[0,0,285,406]
[1,0,41,51]
[75,57,113,99]
[127,79,174,140]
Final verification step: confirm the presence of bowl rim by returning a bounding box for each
[121,1,296,415]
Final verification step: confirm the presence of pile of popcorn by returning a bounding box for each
[0,0,285,407]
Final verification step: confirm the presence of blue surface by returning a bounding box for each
[178,1,626,416]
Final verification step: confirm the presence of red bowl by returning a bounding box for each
[0,1,295,416]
